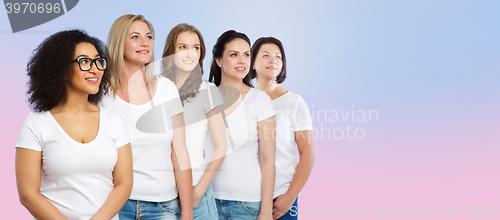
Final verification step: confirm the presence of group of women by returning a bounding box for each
[15,14,314,220]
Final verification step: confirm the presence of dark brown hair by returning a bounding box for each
[27,29,110,112]
[161,23,206,104]
[208,30,252,87]
[249,37,287,84]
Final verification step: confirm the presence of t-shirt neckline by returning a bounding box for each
[47,107,103,146]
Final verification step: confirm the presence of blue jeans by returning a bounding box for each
[119,198,180,220]
[193,185,218,220]
[215,199,261,220]
[274,197,298,220]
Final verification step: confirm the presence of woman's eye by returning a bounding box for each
[131,35,138,39]
[230,54,236,57]
[147,35,153,40]
[194,47,199,50]
[180,46,186,49]
[275,56,281,59]
[263,54,268,57]
[79,59,88,64]
[245,53,250,58]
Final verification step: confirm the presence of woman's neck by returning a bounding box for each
[122,61,148,91]
[52,88,91,113]
[220,74,245,92]
[256,76,279,94]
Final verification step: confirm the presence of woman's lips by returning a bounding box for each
[235,67,246,72]
[85,76,99,84]
[136,50,149,54]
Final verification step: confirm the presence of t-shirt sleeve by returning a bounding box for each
[292,96,313,131]
[203,82,223,113]
[165,78,184,116]
[257,91,276,122]
[112,111,131,148]
[15,113,42,151]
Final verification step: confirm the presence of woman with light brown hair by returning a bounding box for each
[161,23,226,220]
[101,14,193,220]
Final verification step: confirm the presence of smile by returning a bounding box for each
[136,50,149,54]
[182,60,195,64]
[235,67,246,72]
[86,77,99,84]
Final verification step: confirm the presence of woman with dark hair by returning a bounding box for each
[249,37,314,220]
[15,29,133,220]
[161,23,226,220]
[101,15,193,220]
[207,30,276,220]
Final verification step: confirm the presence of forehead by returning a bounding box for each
[259,43,281,53]
[224,38,250,52]
[176,31,200,44]
[128,20,151,33]
[74,42,98,57]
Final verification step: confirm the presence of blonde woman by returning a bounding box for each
[208,30,276,220]
[161,23,226,220]
[101,15,193,220]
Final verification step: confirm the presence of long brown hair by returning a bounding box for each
[161,23,206,104]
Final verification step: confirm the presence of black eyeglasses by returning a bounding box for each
[74,57,107,71]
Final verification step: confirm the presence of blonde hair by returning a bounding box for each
[107,14,155,96]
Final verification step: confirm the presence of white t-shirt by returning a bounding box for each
[205,88,276,202]
[272,92,313,198]
[15,108,130,220]
[183,81,223,186]
[100,76,183,202]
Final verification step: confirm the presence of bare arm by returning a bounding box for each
[257,116,276,220]
[193,106,227,206]
[171,113,193,220]
[90,144,133,220]
[272,130,315,219]
[16,148,68,220]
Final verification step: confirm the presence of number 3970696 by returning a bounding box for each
[5,3,61,14]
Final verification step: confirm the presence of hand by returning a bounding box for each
[257,212,273,220]
[272,193,295,219]
[192,186,204,207]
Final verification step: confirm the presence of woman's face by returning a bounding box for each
[68,42,103,95]
[124,20,154,66]
[217,38,250,81]
[253,43,283,81]
[173,31,201,73]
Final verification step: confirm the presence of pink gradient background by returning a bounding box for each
[1,0,499,219]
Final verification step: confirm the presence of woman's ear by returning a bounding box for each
[215,58,222,68]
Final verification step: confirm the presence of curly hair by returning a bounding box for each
[26,29,110,112]
[161,23,206,104]
[249,37,287,84]
[209,30,252,87]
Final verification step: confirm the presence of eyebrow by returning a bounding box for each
[76,54,101,59]
[261,50,280,54]
[129,32,152,35]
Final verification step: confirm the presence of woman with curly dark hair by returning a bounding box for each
[15,29,133,220]
[161,23,227,220]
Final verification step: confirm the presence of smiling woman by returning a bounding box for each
[15,29,133,220]
[101,15,194,220]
